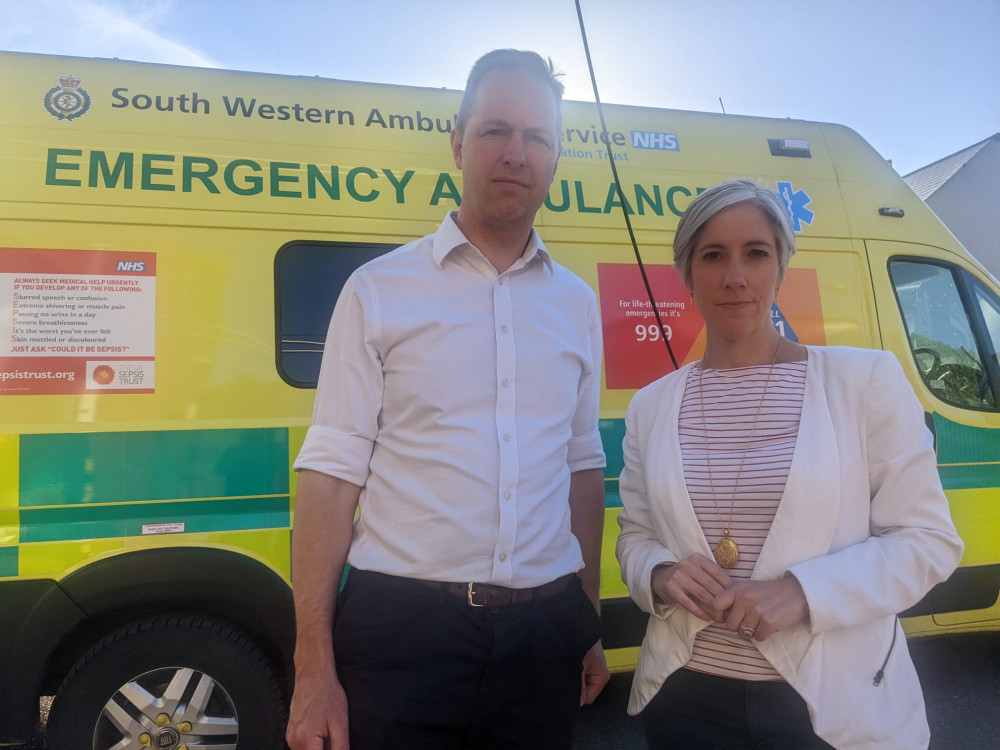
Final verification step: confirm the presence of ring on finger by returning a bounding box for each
[740,624,756,638]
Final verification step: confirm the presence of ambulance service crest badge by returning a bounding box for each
[43,75,92,121]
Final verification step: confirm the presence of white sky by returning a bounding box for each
[2,0,998,176]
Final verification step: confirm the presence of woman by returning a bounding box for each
[616,179,964,749]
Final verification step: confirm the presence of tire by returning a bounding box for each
[47,614,287,750]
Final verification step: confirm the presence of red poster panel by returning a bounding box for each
[0,357,153,395]
[598,263,699,390]
[598,263,825,391]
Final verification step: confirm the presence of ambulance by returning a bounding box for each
[1,51,997,748]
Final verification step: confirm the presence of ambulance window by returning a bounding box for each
[275,241,396,388]
[889,260,996,410]
[973,279,1000,369]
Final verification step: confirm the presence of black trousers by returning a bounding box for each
[334,568,602,750]
[641,667,835,750]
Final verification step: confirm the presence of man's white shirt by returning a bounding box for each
[294,212,606,587]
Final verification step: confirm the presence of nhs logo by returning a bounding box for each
[116,261,146,272]
[631,130,679,151]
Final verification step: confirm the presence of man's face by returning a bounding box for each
[450,68,560,234]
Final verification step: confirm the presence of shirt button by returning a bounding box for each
[500,325,508,333]
[498,277,505,285]
[504,491,511,500]
[502,433,511,442]
[502,378,509,388]
[499,553,507,562]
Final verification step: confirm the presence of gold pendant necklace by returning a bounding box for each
[697,336,782,569]
[715,534,740,569]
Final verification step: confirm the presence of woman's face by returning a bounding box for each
[686,201,781,344]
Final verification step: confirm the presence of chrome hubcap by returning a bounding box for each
[94,667,238,750]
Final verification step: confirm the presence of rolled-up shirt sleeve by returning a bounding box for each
[293,272,381,487]
[567,292,607,473]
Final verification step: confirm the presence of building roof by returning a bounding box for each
[904,134,999,200]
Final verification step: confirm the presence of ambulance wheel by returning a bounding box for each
[46,614,286,750]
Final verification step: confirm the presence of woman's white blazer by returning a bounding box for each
[616,346,964,749]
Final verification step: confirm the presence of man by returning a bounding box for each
[285,49,609,750]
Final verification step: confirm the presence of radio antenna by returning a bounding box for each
[574,0,679,370]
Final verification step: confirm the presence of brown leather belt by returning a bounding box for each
[414,573,576,608]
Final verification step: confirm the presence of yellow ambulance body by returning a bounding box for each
[1,51,997,745]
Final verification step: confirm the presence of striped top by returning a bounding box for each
[679,360,807,681]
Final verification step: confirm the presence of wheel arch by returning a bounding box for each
[48,547,295,696]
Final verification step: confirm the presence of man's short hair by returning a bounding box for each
[456,49,564,135]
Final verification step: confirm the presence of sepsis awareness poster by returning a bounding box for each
[597,263,825,390]
[0,248,155,395]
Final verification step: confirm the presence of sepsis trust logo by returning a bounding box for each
[85,361,152,390]
[92,364,115,386]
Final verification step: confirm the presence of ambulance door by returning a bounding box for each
[866,240,1000,631]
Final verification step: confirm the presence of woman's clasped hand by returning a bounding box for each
[652,557,809,641]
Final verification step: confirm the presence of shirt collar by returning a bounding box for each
[432,211,553,273]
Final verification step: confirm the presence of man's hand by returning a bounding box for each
[651,554,733,622]
[568,468,609,706]
[285,668,350,750]
[288,472,361,750]
[580,641,610,705]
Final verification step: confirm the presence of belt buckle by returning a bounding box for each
[467,582,485,607]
